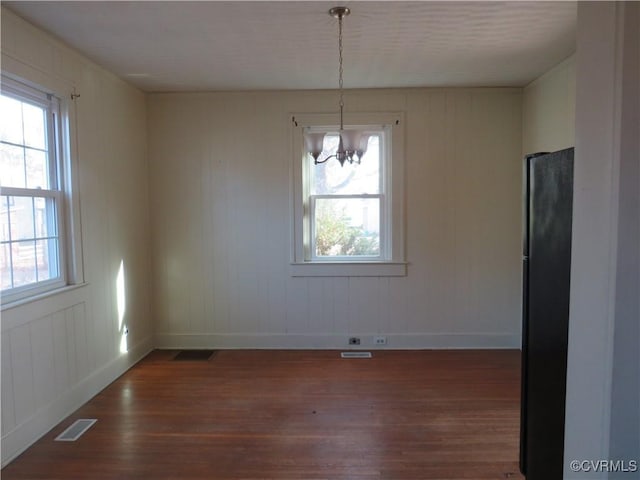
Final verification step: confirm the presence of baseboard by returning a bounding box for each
[1,335,154,467]
[153,333,520,350]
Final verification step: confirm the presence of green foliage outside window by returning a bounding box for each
[315,201,379,257]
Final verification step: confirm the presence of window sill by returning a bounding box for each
[1,282,89,312]
[290,262,407,277]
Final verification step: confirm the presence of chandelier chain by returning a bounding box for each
[338,13,344,130]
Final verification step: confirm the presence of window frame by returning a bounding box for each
[290,112,406,277]
[1,74,83,306]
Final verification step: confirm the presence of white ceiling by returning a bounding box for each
[5,1,577,92]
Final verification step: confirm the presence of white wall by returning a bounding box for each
[564,2,640,477]
[520,52,576,395]
[1,8,153,465]
[148,88,523,350]
[522,55,576,155]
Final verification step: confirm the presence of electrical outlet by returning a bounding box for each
[348,337,361,345]
[374,336,387,346]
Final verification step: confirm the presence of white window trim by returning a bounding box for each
[1,74,84,307]
[290,112,406,277]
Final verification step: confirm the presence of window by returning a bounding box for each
[291,112,406,277]
[1,76,78,304]
[309,129,386,260]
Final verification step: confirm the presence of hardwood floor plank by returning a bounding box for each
[2,350,524,479]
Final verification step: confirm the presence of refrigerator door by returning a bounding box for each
[520,148,574,479]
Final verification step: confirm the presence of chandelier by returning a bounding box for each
[304,6,369,167]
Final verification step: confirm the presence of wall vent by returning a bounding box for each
[341,352,372,359]
[55,419,97,441]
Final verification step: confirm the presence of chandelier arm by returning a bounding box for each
[314,154,337,165]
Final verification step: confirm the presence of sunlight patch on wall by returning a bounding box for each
[117,259,128,353]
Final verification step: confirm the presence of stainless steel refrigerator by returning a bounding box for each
[520,148,574,479]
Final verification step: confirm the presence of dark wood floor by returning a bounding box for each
[2,349,524,479]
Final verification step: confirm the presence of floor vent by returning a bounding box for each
[55,419,97,442]
[173,350,216,361]
[341,352,372,359]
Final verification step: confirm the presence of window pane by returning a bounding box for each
[314,197,380,257]
[22,102,47,150]
[0,95,23,145]
[9,196,35,241]
[313,134,380,195]
[34,197,57,238]
[25,148,49,189]
[0,142,26,188]
[36,238,58,282]
[12,240,37,287]
[1,196,9,243]
[0,243,12,289]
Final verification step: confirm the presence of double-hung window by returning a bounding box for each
[1,77,74,303]
[309,128,387,260]
[291,112,406,277]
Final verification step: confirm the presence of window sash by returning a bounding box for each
[308,131,384,196]
[2,77,60,191]
[1,188,66,302]
[309,194,386,261]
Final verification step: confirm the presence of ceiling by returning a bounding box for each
[5,1,577,92]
